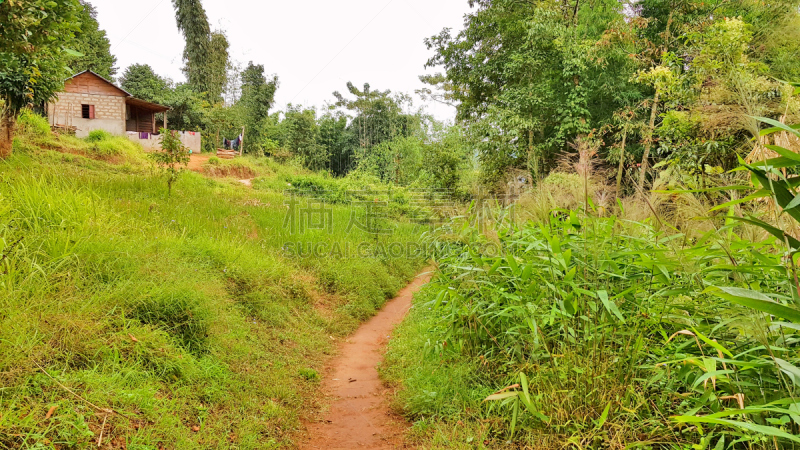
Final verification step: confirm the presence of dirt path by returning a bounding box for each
[187,153,210,172]
[301,270,434,450]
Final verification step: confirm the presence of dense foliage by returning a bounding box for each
[68,1,117,79]
[0,0,81,156]
[423,0,800,190]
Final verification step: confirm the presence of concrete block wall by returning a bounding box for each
[49,93,126,121]
[48,93,127,137]
[127,131,202,154]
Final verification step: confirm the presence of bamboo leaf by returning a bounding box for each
[704,286,800,323]
[598,290,625,323]
[709,190,770,212]
[692,369,735,389]
[750,156,800,170]
[672,415,800,443]
[755,117,800,138]
[484,392,519,401]
[774,358,800,387]
[765,145,800,162]
[728,216,800,249]
[595,403,612,430]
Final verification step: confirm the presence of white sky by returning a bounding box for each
[89,0,469,122]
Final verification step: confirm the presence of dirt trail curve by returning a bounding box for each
[301,270,434,450]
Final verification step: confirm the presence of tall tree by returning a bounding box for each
[171,0,210,87]
[68,1,117,79]
[283,105,327,170]
[333,82,417,149]
[171,0,228,101]
[318,110,354,176]
[239,62,279,153]
[0,0,81,157]
[204,31,230,103]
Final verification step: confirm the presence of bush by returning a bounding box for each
[86,129,113,142]
[88,136,141,158]
[208,156,221,165]
[16,109,51,138]
[130,287,211,355]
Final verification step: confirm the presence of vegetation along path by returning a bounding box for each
[301,269,434,450]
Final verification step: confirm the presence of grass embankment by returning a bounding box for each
[0,112,424,449]
[383,180,800,449]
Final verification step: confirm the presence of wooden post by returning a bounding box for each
[164,112,168,132]
[240,126,245,156]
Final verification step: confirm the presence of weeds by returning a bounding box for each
[0,114,425,448]
[387,172,800,448]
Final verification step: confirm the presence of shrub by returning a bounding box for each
[149,128,190,196]
[130,288,211,355]
[208,156,221,165]
[85,129,112,142]
[88,136,141,158]
[16,109,51,138]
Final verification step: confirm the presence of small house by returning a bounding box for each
[47,71,201,152]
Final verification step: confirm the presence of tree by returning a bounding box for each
[239,62,278,153]
[161,84,207,132]
[282,105,327,171]
[171,0,229,102]
[171,0,210,87]
[0,0,81,157]
[333,82,417,150]
[318,111,354,176]
[150,128,190,196]
[425,0,644,182]
[204,31,230,103]
[68,1,117,79]
[119,64,172,103]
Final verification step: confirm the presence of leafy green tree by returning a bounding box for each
[171,0,210,88]
[171,0,229,102]
[425,0,644,183]
[150,128,190,196]
[333,82,418,149]
[119,64,172,103]
[161,84,208,132]
[282,105,327,170]
[355,135,423,185]
[204,31,230,103]
[68,1,117,79]
[0,0,81,157]
[318,111,354,176]
[239,62,278,153]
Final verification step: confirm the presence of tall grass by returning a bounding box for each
[385,183,800,448]
[0,113,425,448]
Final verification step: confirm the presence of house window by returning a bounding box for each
[81,104,95,119]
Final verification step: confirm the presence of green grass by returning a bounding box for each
[384,204,800,449]
[0,114,425,449]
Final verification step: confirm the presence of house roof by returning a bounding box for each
[66,70,171,112]
[126,97,171,113]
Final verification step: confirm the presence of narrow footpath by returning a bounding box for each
[301,270,434,450]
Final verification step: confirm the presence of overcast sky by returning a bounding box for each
[89,0,470,121]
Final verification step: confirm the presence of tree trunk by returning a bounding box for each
[637,89,660,196]
[616,128,627,196]
[0,112,16,159]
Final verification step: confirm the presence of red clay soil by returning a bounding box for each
[300,270,434,450]
[186,153,210,172]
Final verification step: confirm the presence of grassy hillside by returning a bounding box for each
[0,112,424,449]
